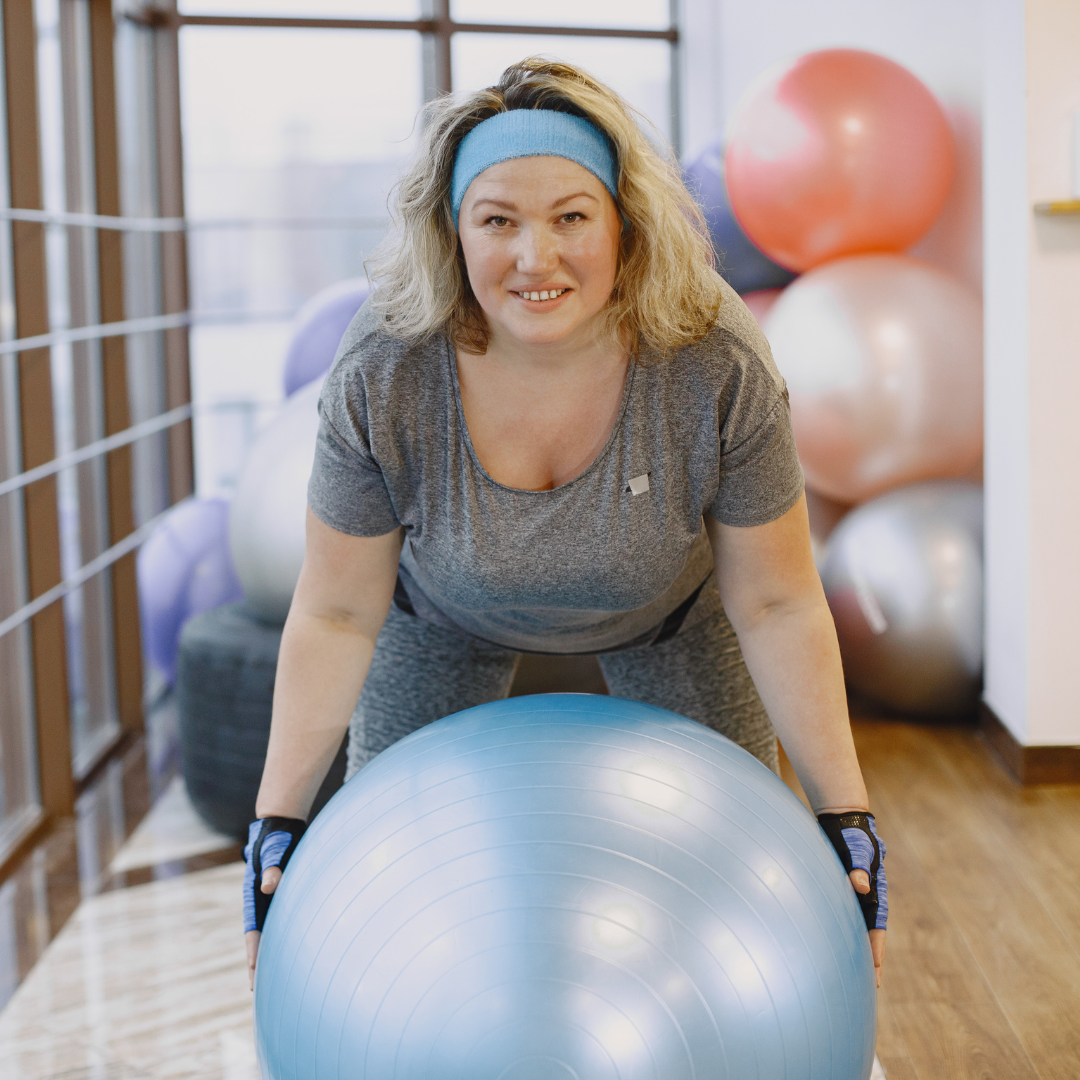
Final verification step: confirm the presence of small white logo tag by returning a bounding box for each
[627,473,650,496]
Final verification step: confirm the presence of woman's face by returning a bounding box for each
[457,156,622,352]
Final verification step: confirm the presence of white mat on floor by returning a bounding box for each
[108,775,235,874]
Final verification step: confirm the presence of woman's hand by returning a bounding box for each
[245,867,281,989]
[818,810,888,988]
[849,870,887,987]
[244,818,306,989]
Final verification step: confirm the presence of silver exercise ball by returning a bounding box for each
[820,480,983,717]
[229,379,322,622]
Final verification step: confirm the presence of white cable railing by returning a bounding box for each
[0,403,193,499]
[0,207,388,231]
[0,500,188,641]
[0,311,191,357]
[0,203,375,641]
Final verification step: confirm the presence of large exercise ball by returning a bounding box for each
[821,481,983,717]
[683,141,796,294]
[765,253,982,504]
[137,498,243,683]
[230,379,321,622]
[283,278,368,396]
[254,694,877,1080]
[725,49,955,271]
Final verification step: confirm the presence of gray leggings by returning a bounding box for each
[345,584,778,780]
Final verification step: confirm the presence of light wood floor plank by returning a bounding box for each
[890,1001,1043,1080]
[852,719,1080,1080]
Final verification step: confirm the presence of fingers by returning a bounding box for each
[869,928,886,989]
[261,866,283,894]
[246,930,262,991]
[849,868,870,894]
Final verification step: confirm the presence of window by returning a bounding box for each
[0,0,679,875]
[176,0,681,496]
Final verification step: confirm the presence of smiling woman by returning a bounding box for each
[243,57,888,1003]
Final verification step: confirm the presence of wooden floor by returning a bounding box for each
[4,666,1080,1078]
[782,715,1080,1080]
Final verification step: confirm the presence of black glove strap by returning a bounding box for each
[817,811,881,931]
[252,816,307,932]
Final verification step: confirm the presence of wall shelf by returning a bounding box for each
[1033,199,1080,215]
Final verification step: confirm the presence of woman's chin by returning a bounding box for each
[490,310,604,351]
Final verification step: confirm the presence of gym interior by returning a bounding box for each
[0,2,1078,1078]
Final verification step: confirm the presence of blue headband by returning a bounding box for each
[451,109,618,230]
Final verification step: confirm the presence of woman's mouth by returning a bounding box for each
[514,288,568,302]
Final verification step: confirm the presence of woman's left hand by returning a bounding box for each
[851,871,887,988]
[818,811,888,988]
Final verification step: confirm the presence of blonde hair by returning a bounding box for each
[368,57,723,357]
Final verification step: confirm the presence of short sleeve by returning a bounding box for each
[307,373,401,537]
[707,387,804,528]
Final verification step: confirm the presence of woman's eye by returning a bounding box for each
[487,216,509,227]
[561,212,583,223]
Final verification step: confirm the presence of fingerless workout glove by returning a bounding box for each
[243,816,307,933]
[817,811,888,931]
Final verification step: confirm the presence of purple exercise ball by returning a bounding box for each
[282,278,370,397]
[137,498,244,684]
[682,140,796,295]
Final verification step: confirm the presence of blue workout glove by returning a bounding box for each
[243,816,307,933]
[817,811,888,931]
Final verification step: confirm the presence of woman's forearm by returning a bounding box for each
[732,598,868,814]
[254,610,380,820]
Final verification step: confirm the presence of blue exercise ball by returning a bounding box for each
[136,498,243,683]
[683,140,797,294]
[254,695,876,1080]
[282,278,369,396]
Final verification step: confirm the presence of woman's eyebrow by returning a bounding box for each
[471,198,518,211]
[551,191,599,208]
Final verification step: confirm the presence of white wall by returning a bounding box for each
[983,0,1031,742]
[984,0,1080,746]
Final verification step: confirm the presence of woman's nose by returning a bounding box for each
[515,226,559,274]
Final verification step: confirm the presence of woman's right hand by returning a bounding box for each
[243,817,307,989]
[244,865,281,990]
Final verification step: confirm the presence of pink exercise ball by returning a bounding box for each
[725,49,955,272]
[764,254,982,504]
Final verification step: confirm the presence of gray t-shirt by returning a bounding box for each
[309,279,803,654]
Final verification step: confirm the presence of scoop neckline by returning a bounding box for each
[447,337,637,496]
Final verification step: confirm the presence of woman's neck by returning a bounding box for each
[455,325,632,492]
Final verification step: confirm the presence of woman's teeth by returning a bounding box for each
[517,289,566,301]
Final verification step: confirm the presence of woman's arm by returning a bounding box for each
[256,510,403,819]
[704,494,886,983]
[246,509,403,983]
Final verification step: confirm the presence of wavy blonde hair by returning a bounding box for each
[368,57,723,358]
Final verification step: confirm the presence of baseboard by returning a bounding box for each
[979,703,1080,784]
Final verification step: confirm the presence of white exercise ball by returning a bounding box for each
[820,480,983,717]
[229,379,322,622]
[765,254,983,504]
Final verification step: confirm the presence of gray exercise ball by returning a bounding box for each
[229,378,322,622]
[820,480,983,717]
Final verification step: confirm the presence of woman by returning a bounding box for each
[243,58,887,990]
